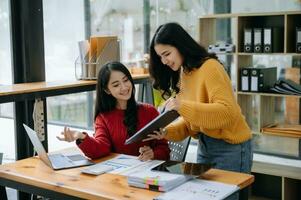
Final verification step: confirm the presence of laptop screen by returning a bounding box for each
[23,124,52,167]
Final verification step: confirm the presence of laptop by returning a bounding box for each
[23,124,93,170]
[125,110,179,145]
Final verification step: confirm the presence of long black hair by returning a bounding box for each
[94,61,138,136]
[149,22,218,99]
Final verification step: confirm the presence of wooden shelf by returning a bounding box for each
[237,52,301,56]
[237,91,301,98]
[0,74,150,104]
[261,131,301,138]
[199,10,301,200]
[252,153,301,179]
[199,11,301,19]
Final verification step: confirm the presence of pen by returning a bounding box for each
[160,106,166,114]
[160,96,176,114]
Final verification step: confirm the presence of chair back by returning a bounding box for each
[168,137,191,162]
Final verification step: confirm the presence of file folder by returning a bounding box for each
[296,27,301,53]
[240,68,251,91]
[78,40,90,78]
[253,28,263,53]
[264,27,284,53]
[250,67,277,92]
[95,36,120,77]
[263,28,272,53]
[88,37,98,78]
[244,28,253,52]
[272,79,301,95]
[81,36,120,79]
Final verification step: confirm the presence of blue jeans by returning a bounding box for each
[197,134,253,200]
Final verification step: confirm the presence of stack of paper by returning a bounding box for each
[127,170,193,192]
[82,154,164,176]
[154,179,239,200]
[271,79,301,95]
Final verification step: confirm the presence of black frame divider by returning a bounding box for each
[83,0,94,129]
[143,0,150,53]
[10,0,45,199]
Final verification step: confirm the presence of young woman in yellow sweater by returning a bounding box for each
[146,23,253,175]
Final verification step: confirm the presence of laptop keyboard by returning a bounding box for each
[49,154,73,167]
[66,154,87,161]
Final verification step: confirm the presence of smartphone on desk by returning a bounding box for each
[151,161,214,176]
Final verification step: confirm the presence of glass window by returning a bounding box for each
[43,0,93,151]
[232,0,301,13]
[150,0,213,39]
[0,0,15,164]
[90,0,144,61]
[0,0,12,85]
[44,0,85,81]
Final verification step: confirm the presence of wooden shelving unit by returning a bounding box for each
[199,11,301,200]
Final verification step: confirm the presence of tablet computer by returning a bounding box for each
[151,161,213,176]
[124,110,179,145]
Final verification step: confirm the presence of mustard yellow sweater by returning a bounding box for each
[165,59,252,144]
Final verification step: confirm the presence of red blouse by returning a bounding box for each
[78,103,170,160]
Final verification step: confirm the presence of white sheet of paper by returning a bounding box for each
[82,154,164,176]
[154,179,239,200]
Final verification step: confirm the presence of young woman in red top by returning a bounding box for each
[57,61,170,161]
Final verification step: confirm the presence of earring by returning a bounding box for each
[104,89,111,95]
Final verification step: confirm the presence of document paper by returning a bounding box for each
[154,179,239,200]
[82,154,164,176]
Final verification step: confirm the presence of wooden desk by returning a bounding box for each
[0,153,254,200]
